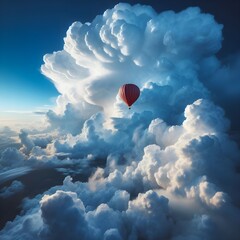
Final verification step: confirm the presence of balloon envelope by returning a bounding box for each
[119,84,140,108]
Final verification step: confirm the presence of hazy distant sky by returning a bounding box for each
[0,0,239,127]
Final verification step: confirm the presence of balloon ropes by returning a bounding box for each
[119,84,140,109]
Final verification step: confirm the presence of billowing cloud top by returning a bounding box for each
[1,3,240,240]
[41,3,224,132]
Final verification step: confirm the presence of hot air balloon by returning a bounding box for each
[119,84,140,109]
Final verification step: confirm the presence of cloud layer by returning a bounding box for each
[1,3,240,240]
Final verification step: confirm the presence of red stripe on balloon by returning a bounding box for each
[119,84,140,107]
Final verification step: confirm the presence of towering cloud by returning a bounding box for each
[41,3,224,131]
[1,3,240,240]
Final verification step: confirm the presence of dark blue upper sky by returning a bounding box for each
[0,0,240,111]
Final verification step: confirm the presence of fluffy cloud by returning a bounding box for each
[40,190,90,239]
[199,53,240,132]
[0,180,24,198]
[0,147,26,168]
[1,3,240,240]
[0,127,19,155]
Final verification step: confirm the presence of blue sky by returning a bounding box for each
[0,0,123,112]
[0,0,239,123]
